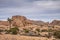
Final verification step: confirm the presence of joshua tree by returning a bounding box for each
[48,26,52,38]
[7,18,12,29]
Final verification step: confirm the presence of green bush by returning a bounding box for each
[53,31,60,39]
[5,30,11,34]
[10,27,19,34]
[23,29,29,33]
[5,27,19,35]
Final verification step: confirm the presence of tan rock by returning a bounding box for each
[12,15,27,27]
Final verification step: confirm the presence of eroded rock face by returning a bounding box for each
[12,15,27,27]
[50,20,60,26]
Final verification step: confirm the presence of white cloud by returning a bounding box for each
[33,1,60,9]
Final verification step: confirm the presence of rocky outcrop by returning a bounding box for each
[50,20,60,26]
[12,15,27,27]
[11,15,47,27]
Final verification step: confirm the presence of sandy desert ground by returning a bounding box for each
[0,34,50,40]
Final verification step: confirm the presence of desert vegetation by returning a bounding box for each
[5,27,19,35]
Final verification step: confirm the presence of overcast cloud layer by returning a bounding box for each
[0,0,60,22]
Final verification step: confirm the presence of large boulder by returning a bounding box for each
[12,15,27,27]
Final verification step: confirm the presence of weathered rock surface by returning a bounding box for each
[50,20,60,26]
[11,15,48,27]
[12,15,27,27]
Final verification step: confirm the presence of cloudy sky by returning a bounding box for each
[0,0,60,22]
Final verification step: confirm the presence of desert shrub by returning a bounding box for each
[5,30,11,34]
[41,29,48,32]
[10,27,19,34]
[53,31,60,39]
[0,29,3,34]
[48,29,53,32]
[23,29,29,33]
[0,29,3,32]
[5,27,19,35]
[36,28,40,32]
[35,28,41,36]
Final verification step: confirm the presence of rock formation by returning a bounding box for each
[12,15,27,27]
[50,20,60,26]
[11,15,48,27]
[0,15,60,29]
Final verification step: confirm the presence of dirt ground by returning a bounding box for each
[0,34,56,40]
